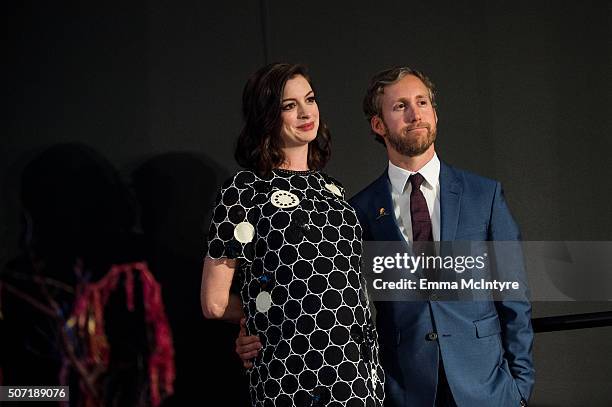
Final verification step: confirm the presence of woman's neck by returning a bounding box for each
[279,145,309,171]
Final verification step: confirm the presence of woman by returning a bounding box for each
[201,63,384,406]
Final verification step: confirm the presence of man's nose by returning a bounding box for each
[406,104,421,122]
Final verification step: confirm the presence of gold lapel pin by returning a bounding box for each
[376,207,388,219]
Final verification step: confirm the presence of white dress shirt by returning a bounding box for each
[388,153,441,242]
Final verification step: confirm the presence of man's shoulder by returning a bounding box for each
[347,161,503,207]
[442,161,499,190]
[348,171,387,208]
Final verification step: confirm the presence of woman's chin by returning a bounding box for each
[284,135,317,147]
[301,131,318,143]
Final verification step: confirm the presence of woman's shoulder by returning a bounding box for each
[317,171,347,198]
[219,169,262,190]
[319,171,345,188]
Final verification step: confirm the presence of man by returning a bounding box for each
[348,67,534,407]
[235,67,535,407]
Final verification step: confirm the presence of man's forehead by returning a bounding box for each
[384,75,429,98]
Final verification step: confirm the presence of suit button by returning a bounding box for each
[426,332,438,341]
[429,293,438,301]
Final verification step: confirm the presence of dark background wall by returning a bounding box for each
[3,1,611,405]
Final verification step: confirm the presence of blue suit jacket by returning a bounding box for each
[349,162,535,407]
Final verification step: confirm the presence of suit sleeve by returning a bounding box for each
[489,182,535,402]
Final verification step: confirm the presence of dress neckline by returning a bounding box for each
[272,168,316,176]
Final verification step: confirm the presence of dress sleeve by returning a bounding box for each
[206,172,257,261]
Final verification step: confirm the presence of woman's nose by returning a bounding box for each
[299,107,311,119]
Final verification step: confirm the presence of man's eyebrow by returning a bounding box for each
[392,94,429,103]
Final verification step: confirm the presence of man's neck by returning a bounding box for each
[387,145,436,172]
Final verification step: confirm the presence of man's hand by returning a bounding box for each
[235,317,262,368]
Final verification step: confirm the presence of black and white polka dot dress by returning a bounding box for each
[207,169,385,407]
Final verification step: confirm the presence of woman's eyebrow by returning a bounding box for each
[282,90,314,103]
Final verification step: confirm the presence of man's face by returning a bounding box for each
[372,74,438,157]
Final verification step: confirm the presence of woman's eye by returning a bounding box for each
[282,103,296,111]
[306,96,316,103]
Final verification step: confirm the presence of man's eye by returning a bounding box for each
[282,103,296,111]
[393,103,405,111]
[418,100,428,106]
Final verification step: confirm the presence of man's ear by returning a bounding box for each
[371,115,386,137]
[433,108,438,124]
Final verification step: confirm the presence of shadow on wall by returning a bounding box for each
[131,152,249,406]
[0,143,171,406]
[0,144,249,406]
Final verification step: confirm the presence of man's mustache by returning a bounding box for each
[403,123,431,132]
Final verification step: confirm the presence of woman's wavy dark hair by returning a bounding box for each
[234,63,331,176]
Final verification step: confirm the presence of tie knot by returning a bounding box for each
[409,173,425,189]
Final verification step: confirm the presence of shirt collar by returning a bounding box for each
[388,152,440,194]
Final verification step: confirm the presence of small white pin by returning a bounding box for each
[270,190,300,208]
[325,183,342,197]
[255,291,272,313]
[234,221,255,243]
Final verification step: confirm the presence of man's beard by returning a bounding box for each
[384,122,437,157]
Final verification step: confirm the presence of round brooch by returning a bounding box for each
[270,190,300,208]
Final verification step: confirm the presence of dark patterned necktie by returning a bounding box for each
[409,173,433,242]
[409,173,437,295]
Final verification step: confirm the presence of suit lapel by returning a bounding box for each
[440,162,462,241]
[369,171,406,242]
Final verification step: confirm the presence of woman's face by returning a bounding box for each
[279,75,319,148]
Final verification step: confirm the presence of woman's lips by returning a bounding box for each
[297,122,315,131]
